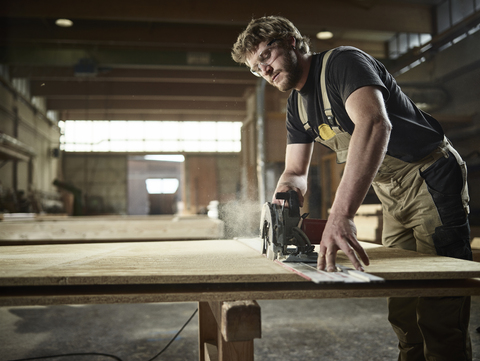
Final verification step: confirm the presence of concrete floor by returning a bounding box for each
[1,297,479,361]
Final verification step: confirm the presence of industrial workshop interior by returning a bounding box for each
[1,1,480,360]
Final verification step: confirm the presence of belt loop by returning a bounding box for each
[440,147,449,158]
[440,136,450,158]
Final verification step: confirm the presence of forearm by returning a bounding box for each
[273,142,313,205]
[318,85,390,272]
[330,117,391,218]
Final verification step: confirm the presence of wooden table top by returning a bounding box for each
[1,239,480,306]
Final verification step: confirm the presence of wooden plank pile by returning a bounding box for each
[0,214,224,245]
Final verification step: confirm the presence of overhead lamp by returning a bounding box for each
[144,155,185,162]
[55,18,73,27]
[316,30,333,40]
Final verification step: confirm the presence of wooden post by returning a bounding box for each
[198,300,261,361]
[199,302,218,361]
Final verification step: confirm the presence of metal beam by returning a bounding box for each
[9,66,256,84]
[59,110,246,122]
[1,18,391,60]
[0,45,237,68]
[1,0,434,34]
[30,80,251,98]
[47,98,245,111]
[0,19,244,52]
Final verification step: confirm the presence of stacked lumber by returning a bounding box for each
[0,214,224,245]
[354,204,383,244]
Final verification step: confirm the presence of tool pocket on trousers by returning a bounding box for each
[427,187,466,226]
[420,153,467,226]
[420,153,463,195]
[432,221,472,261]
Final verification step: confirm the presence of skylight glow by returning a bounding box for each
[59,120,242,153]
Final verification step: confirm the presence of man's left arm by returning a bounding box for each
[318,85,392,271]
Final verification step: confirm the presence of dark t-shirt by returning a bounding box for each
[286,46,444,162]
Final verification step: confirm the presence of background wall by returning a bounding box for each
[61,153,127,215]
[396,29,480,225]
[60,152,240,217]
[0,75,61,213]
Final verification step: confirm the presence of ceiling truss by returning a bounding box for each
[1,0,441,123]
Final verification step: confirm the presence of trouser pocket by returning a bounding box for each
[433,221,472,260]
[420,151,472,260]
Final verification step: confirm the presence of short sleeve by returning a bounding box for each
[328,48,390,104]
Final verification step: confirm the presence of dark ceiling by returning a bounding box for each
[0,0,447,122]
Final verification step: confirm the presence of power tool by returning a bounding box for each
[260,190,326,263]
[259,190,384,284]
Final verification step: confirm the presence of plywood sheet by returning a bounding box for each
[356,242,480,280]
[1,240,480,289]
[0,215,224,244]
[0,240,296,286]
[241,238,480,280]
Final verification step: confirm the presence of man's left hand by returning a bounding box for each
[317,213,370,272]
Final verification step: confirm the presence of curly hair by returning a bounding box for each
[231,16,311,64]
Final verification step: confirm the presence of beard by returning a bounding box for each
[272,49,303,92]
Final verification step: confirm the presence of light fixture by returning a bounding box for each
[144,155,185,162]
[55,18,73,27]
[316,30,333,40]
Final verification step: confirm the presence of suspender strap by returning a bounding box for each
[298,49,338,139]
[297,92,322,142]
[321,49,335,126]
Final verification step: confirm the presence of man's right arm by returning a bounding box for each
[272,142,314,206]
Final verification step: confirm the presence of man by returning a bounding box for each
[232,16,473,361]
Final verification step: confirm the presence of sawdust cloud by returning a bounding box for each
[219,200,263,239]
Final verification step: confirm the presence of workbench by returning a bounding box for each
[2,239,480,361]
[0,214,225,245]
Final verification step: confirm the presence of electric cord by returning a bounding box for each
[6,308,199,361]
[145,307,198,361]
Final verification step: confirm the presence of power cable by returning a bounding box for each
[145,308,198,361]
[6,307,198,361]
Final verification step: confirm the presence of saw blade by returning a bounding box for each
[260,202,281,261]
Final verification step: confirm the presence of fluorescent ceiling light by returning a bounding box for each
[144,155,185,162]
[316,31,333,40]
[55,19,73,27]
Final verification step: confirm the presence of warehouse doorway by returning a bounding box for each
[127,155,184,215]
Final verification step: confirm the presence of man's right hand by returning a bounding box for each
[271,185,305,207]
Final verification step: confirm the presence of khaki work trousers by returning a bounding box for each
[372,138,472,361]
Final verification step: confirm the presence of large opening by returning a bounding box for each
[59,120,242,152]
[127,155,184,215]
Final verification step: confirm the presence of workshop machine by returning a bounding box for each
[260,190,384,284]
[260,190,326,263]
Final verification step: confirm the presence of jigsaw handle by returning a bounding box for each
[275,190,301,218]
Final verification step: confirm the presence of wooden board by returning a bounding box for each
[357,242,480,279]
[0,240,295,286]
[2,278,480,307]
[239,238,480,280]
[471,237,480,249]
[1,240,480,289]
[0,215,224,244]
[354,204,382,243]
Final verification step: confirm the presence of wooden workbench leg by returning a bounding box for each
[199,301,218,361]
[217,330,254,361]
[198,300,261,361]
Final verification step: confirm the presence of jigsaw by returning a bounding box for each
[260,190,326,263]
